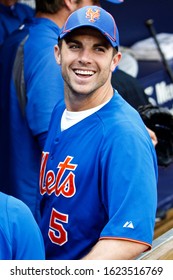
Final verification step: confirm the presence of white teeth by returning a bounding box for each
[74,70,94,76]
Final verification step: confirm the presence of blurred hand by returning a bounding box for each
[146,127,158,147]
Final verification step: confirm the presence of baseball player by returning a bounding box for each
[39,6,158,260]
[0,191,45,260]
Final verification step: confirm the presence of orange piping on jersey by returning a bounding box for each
[99,236,152,251]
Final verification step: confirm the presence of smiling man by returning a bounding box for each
[39,5,158,260]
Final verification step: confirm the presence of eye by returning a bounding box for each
[94,46,106,53]
[68,43,80,50]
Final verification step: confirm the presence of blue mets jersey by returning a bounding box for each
[39,92,158,260]
[0,192,45,260]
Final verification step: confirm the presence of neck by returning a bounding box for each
[65,83,114,112]
[36,8,70,28]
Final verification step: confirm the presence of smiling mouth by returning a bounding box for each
[74,69,95,76]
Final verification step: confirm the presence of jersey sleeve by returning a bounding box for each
[0,230,12,259]
[24,37,64,136]
[7,195,45,260]
[100,122,158,247]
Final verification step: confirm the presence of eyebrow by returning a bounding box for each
[65,38,111,49]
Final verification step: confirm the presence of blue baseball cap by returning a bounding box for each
[58,6,119,49]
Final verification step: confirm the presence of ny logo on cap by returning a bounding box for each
[86,8,100,22]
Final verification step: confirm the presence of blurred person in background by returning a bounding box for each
[0,191,45,260]
[0,0,34,46]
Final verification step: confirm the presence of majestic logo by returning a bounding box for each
[86,8,100,22]
[123,221,134,229]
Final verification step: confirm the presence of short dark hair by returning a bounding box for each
[35,0,66,14]
[35,0,101,14]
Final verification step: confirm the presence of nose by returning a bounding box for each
[78,48,92,64]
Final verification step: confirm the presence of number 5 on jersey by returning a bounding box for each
[49,208,68,246]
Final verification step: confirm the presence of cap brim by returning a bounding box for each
[60,25,118,49]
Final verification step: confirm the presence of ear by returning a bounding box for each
[64,0,79,12]
[111,51,122,72]
[54,44,61,65]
